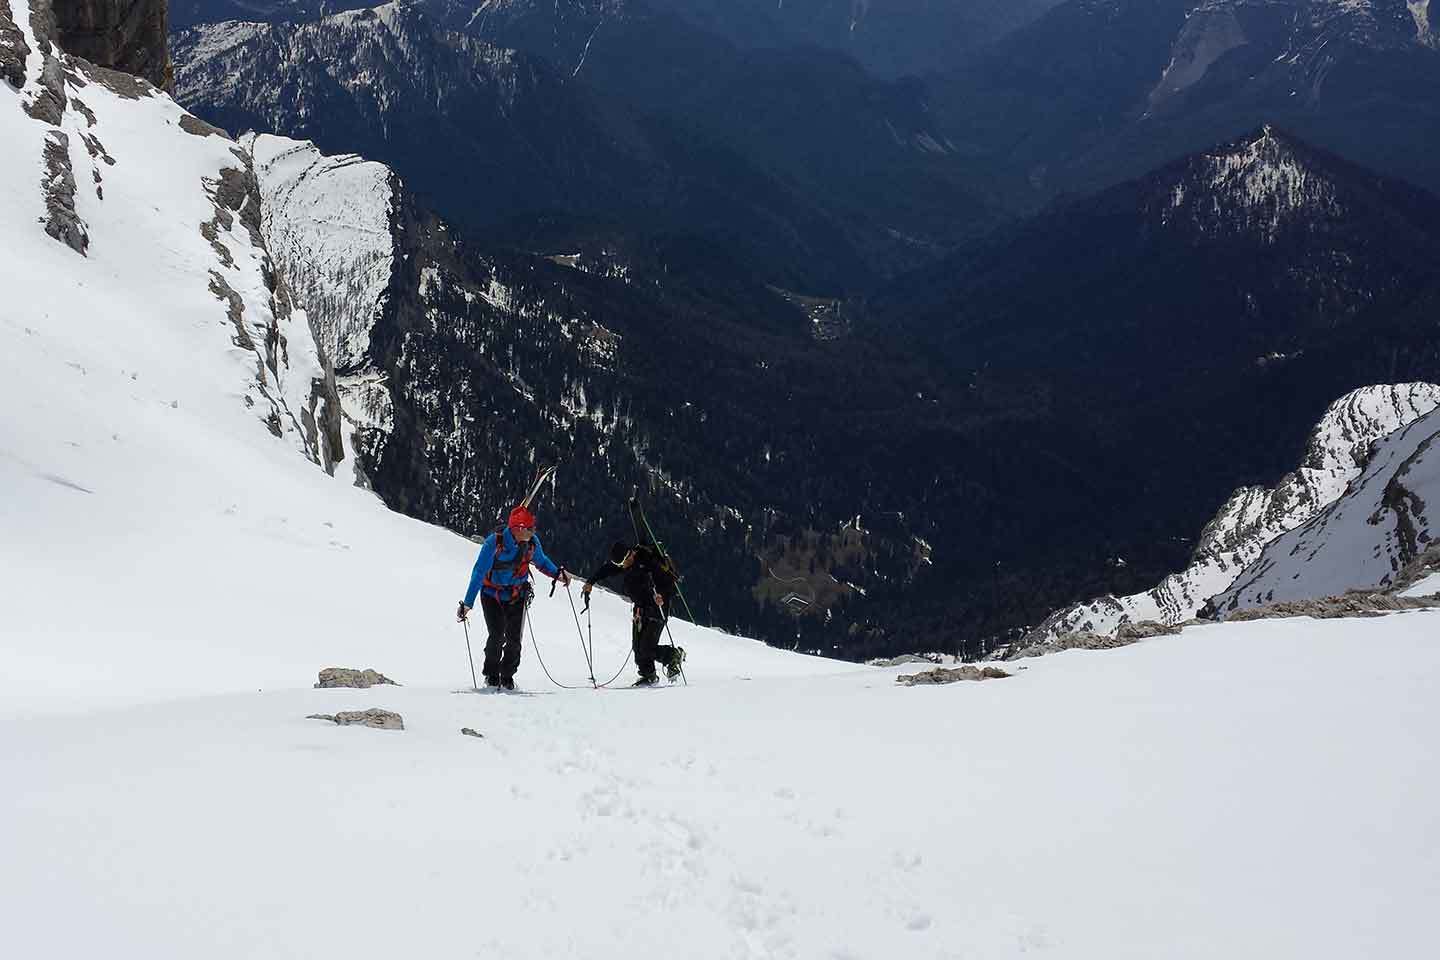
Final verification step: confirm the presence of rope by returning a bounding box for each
[524,597,594,690]
[594,602,635,688]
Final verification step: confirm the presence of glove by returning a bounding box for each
[456,602,470,623]
[557,568,571,587]
[654,592,665,608]
[581,581,593,599]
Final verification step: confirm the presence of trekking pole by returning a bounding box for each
[564,582,597,688]
[461,617,479,692]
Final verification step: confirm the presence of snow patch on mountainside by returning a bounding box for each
[246,133,395,371]
[1031,382,1440,640]
[1215,403,1440,611]
[1411,0,1435,43]
[1162,126,1343,241]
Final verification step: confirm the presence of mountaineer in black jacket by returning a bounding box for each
[583,541,685,686]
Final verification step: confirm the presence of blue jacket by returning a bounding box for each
[463,527,561,606]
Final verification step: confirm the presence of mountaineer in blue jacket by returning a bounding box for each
[455,504,570,690]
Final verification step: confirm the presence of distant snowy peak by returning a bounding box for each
[1029,382,1440,641]
[1156,127,1344,240]
[174,2,530,99]
[245,134,396,372]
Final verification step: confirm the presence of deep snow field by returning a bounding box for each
[3,10,1438,953]
[5,346,1439,960]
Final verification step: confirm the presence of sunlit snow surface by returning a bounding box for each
[3,5,1439,956]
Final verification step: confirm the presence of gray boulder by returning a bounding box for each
[1115,620,1181,642]
[315,667,399,689]
[869,654,938,667]
[896,666,1010,686]
[307,708,404,731]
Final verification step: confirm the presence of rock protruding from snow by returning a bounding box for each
[315,667,398,689]
[1114,620,1183,642]
[896,665,1010,686]
[307,708,404,730]
[868,654,939,667]
[40,129,86,253]
[1031,383,1440,642]
[1213,403,1440,612]
[0,1,30,90]
[1227,592,1440,622]
[245,134,396,373]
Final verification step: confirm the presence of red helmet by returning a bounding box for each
[508,505,536,530]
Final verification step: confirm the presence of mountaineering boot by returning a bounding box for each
[500,677,516,691]
[483,674,500,689]
[665,647,686,681]
[632,674,659,688]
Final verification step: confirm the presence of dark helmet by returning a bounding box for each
[609,540,631,564]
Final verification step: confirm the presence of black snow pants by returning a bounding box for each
[481,593,527,682]
[633,605,677,680]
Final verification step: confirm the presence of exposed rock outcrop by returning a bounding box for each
[0,0,29,90]
[24,48,66,123]
[41,130,88,254]
[49,0,172,90]
[869,654,939,668]
[1227,593,1440,622]
[1003,630,1142,662]
[306,708,404,730]
[199,153,346,472]
[1392,541,1440,596]
[897,666,1010,686]
[1115,620,1182,643]
[315,667,399,689]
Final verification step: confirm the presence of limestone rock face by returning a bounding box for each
[0,0,29,89]
[315,667,399,689]
[41,130,88,254]
[49,0,172,90]
[307,708,404,730]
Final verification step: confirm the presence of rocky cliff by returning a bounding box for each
[1212,401,1440,612]
[1028,383,1440,642]
[49,0,171,89]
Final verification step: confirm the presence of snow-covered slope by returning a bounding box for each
[1031,383,1440,640]
[1215,403,1440,611]
[1,0,342,473]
